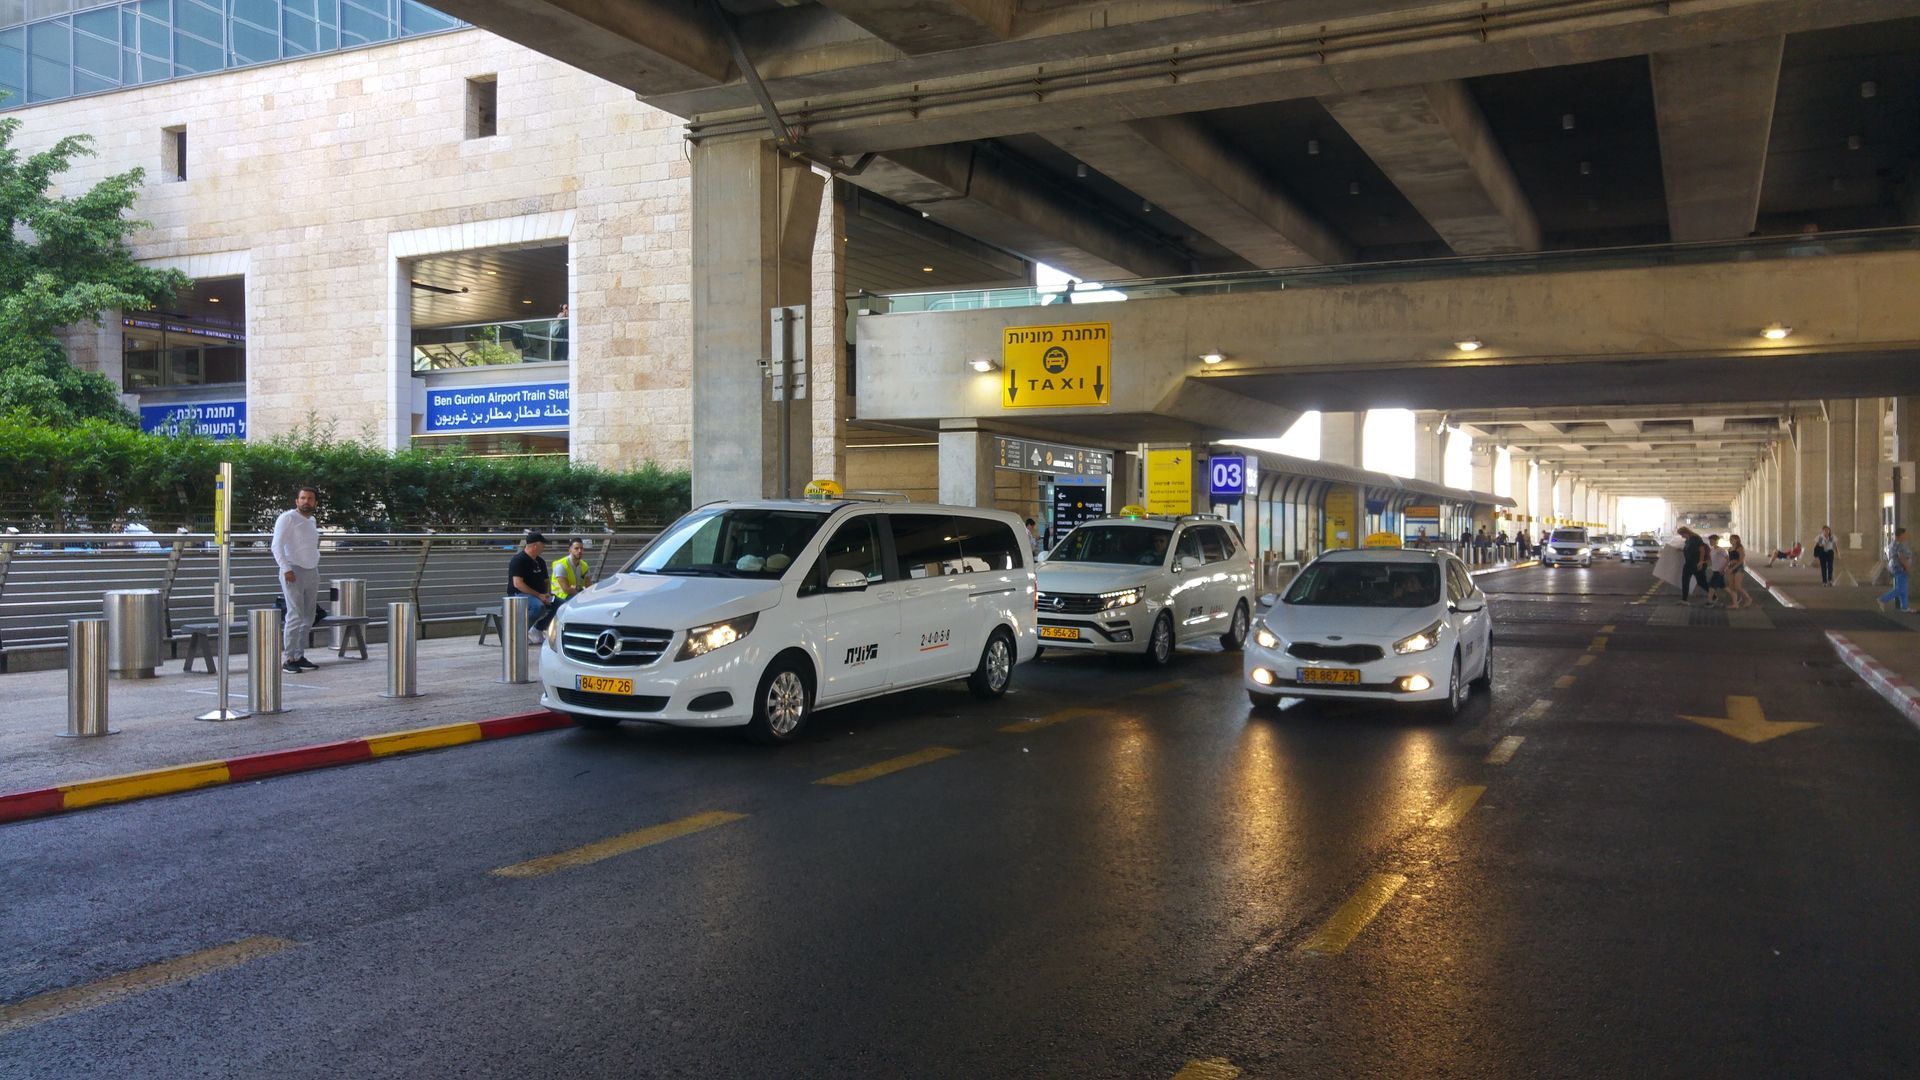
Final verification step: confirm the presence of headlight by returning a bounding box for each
[1100,588,1142,610]
[675,612,759,661]
[545,617,562,652]
[1578,547,1592,556]
[1253,619,1279,649]
[1393,619,1444,655]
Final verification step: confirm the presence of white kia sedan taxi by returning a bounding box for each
[1245,548,1492,719]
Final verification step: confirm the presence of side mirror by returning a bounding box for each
[1178,555,1202,571]
[826,569,868,591]
[1258,592,1279,608]
[1035,551,1049,563]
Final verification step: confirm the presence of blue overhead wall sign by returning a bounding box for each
[424,382,570,433]
[140,400,247,440]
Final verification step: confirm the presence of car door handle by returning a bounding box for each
[874,589,896,600]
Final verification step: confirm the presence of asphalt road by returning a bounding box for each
[3,562,1918,1078]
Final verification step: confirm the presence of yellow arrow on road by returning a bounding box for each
[1681,696,1819,744]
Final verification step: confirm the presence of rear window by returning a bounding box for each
[1284,561,1440,608]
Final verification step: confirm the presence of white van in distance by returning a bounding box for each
[539,500,1038,743]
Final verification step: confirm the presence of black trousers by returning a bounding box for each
[1681,566,1712,600]
[1817,550,1835,583]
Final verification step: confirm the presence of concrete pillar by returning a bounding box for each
[1413,412,1445,484]
[810,182,849,484]
[1508,452,1531,529]
[1892,398,1920,534]
[1853,398,1882,553]
[1774,441,1797,551]
[938,424,995,507]
[1320,411,1364,468]
[1828,399,1859,545]
[1796,409,1829,544]
[691,138,826,503]
[1110,451,1141,513]
[1470,445,1496,496]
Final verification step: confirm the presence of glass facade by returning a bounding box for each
[0,0,459,108]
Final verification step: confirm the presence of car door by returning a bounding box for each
[1447,558,1487,673]
[1168,526,1211,639]
[888,512,975,685]
[800,514,898,703]
[1196,525,1244,628]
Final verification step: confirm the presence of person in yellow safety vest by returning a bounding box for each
[551,537,594,601]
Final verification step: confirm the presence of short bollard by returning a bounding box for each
[499,595,532,685]
[383,601,421,699]
[248,607,285,715]
[330,577,366,651]
[62,618,116,738]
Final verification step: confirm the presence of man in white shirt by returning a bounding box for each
[271,485,322,673]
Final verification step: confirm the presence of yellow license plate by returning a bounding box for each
[577,675,634,694]
[1038,626,1082,641]
[1298,668,1362,685]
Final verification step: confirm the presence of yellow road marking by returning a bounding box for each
[59,760,232,810]
[1173,1059,1242,1080]
[1681,696,1820,745]
[0,936,296,1037]
[492,810,748,879]
[1426,784,1487,829]
[1600,624,1616,633]
[1554,675,1577,689]
[1000,707,1101,734]
[1574,654,1596,667]
[1298,872,1408,955]
[1588,636,1609,652]
[364,721,483,757]
[1136,679,1189,696]
[1518,699,1552,723]
[1485,735,1525,765]
[813,746,962,787]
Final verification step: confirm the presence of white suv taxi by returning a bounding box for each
[1245,548,1492,719]
[540,500,1038,743]
[1541,527,1594,568]
[1034,516,1255,665]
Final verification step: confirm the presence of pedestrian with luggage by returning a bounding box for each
[1878,528,1914,614]
[1814,526,1838,586]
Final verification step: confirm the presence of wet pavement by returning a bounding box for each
[3,561,1916,1078]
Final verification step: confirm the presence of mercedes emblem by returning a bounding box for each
[594,629,622,659]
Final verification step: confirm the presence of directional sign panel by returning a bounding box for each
[993,436,1110,477]
[1001,322,1111,409]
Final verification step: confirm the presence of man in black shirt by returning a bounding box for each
[1679,527,1710,605]
[508,531,558,643]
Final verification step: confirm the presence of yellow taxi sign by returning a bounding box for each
[1364,531,1404,549]
[1117,504,1149,519]
[803,478,844,500]
[1001,323,1111,409]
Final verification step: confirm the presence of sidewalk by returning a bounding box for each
[1745,560,1920,621]
[1746,562,1920,730]
[2,635,553,795]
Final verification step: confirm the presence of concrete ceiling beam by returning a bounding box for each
[1044,118,1354,269]
[1321,80,1540,254]
[1605,419,1644,435]
[1651,36,1785,242]
[426,0,734,95]
[1693,416,1729,433]
[847,145,1189,280]
[1447,403,1802,426]
[813,0,1014,55]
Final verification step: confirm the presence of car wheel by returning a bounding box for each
[968,628,1016,700]
[1470,635,1493,689]
[1219,601,1250,651]
[1435,650,1467,721]
[1248,690,1282,711]
[569,713,621,732]
[745,658,813,745]
[1142,612,1176,667]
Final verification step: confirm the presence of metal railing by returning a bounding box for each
[0,530,659,670]
[412,317,570,370]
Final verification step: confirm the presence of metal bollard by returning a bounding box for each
[499,595,532,684]
[62,618,116,737]
[383,601,421,698]
[103,588,164,679]
[330,577,366,651]
[248,607,284,715]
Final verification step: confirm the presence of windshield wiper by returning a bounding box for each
[653,566,718,576]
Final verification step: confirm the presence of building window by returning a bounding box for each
[124,277,246,390]
[465,75,495,139]
[162,124,185,181]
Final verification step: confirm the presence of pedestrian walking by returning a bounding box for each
[1414,526,1429,549]
[551,536,595,601]
[1459,526,1473,561]
[1704,534,1728,607]
[1495,529,1510,562]
[1678,527,1712,605]
[1724,534,1753,609]
[271,485,322,673]
[1474,526,1490,564]
[1877,527,1914,614]
[1814,525,1838,586]
[508,531,560,642]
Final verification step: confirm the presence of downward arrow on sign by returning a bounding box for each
[1006,366,1017,402]
[1681,695,1819,744]
[1094,365,1105,398]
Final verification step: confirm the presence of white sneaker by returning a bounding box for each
[527,629,544,645]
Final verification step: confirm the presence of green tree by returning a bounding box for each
[0,111,189,424]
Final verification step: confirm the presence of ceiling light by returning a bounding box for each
[1307,138,1320,155]
[968,357,1000,373]
[1562,113,1576,131]
[207,296,220,303]
[1076,162,1088,178]
[921,210,931,218]
[922,265,934,273]
[522,299,533,304]
[1142,199,1152,212]
[1200,351,1225,365]
[1454,338,1483,352]
[1761,323,1792,341]
[484,269,497,275]
[1861,80,1878,99]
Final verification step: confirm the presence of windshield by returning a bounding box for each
[626,508,827,578]
[1047,524,1172,566]
[1550,529,1589,545]
[1284,561,1440,608]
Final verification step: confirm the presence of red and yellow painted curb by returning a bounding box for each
[0,710,571,826]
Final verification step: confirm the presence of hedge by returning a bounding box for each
[0,416,690,532]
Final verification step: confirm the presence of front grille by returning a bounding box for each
[556,688,670,713]
[1287,642,1385,663]
[561,623,675,667]
[1273,678,1402,693]
[1036,592,1108,615]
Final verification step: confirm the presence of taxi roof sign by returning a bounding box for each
[1364,531,1404,549]
[803,478,844,500]
[1117,504,1149,519]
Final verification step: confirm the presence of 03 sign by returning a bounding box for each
[1209,455,1247,501]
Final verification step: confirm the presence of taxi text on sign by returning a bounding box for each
[1146,449,1192,515]
[1001,323,1111,409]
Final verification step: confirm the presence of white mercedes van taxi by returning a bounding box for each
[539,499,1038,743]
